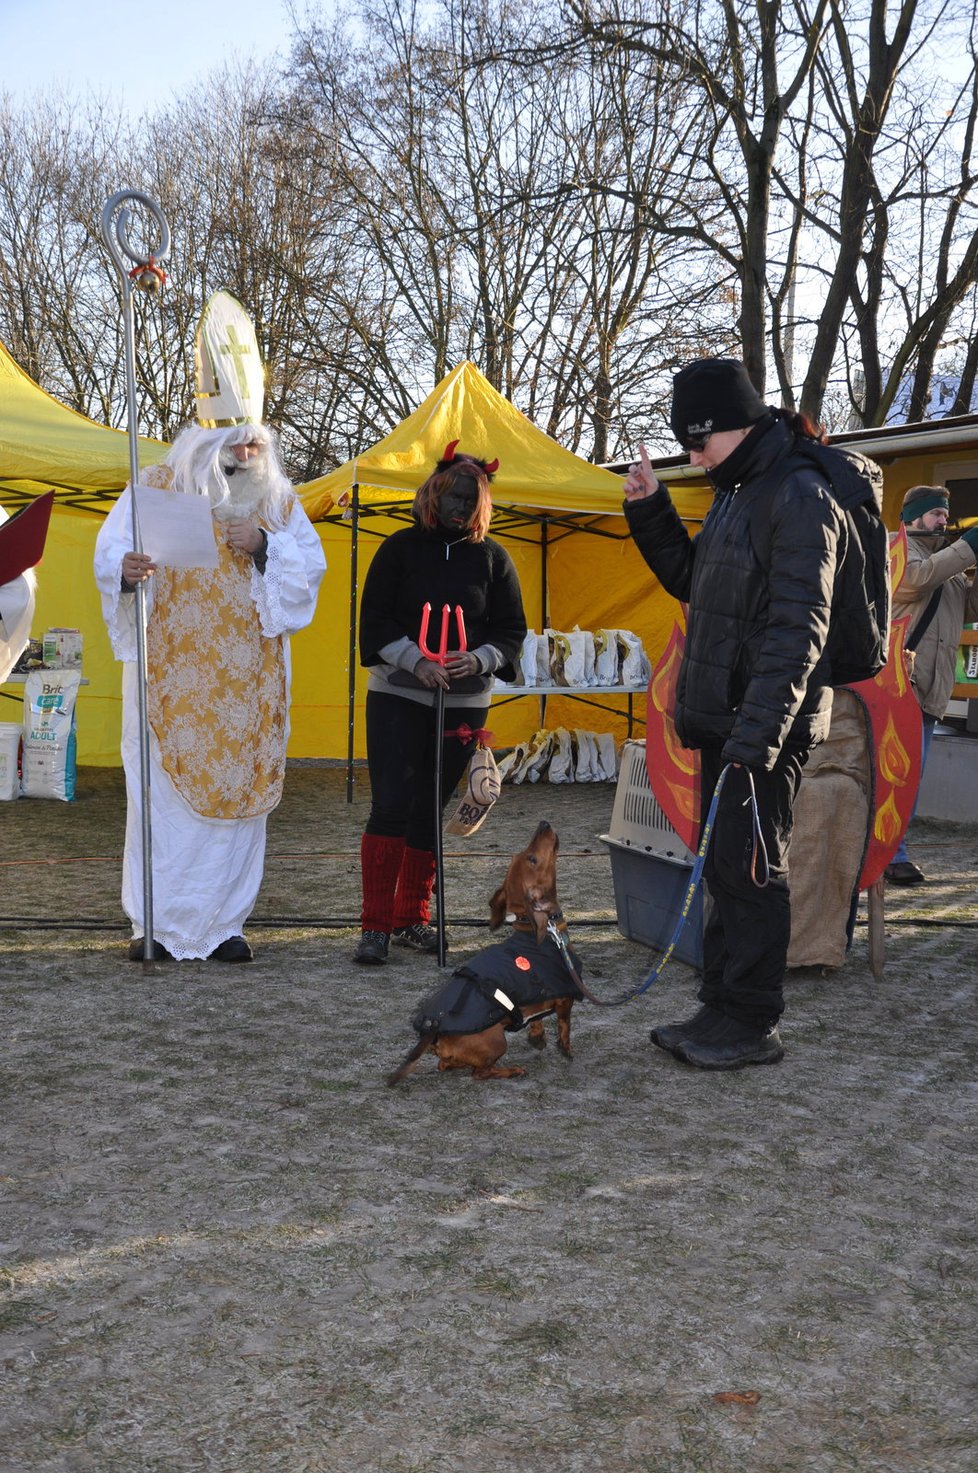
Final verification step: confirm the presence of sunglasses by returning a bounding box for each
[683,432,712,452]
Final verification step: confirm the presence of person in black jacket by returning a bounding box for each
[623,358,847,1069]
[353,445,527,965]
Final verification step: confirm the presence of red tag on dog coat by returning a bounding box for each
[515,955,531,971]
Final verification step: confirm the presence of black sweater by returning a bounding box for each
[359,521,527,693]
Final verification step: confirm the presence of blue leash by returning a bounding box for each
[549,762,769,1007]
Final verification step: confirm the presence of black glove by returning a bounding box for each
[960,524,978,556]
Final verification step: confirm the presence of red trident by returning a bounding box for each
[419,602,467,664]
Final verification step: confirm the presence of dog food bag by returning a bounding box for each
[548,727,575,783]
[572,729,599,782]
[593,629,619,684]
[532,633,550,685]
[595,732,619,781]
[21,669,80,801]
[445,745,502,836]
[505,729,551,784]
[617,630,651,685]
[522,729,554,783]
[518,629,538,685]
[578,627,597,685]
[497,740,529,784]
[547,631,572,686]
[555,629,587,687]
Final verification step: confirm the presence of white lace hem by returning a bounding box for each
[130,925,246,961]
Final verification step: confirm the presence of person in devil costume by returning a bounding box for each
[353,444,527,965]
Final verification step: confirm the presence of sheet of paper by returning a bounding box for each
[132,484,219,569]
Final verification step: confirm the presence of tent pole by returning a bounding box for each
[346,482,360,803]
[100,192,171,971]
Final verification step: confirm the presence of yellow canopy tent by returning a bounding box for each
[297,361,715,781]
[2,346,712,764]
[0,339,172,760]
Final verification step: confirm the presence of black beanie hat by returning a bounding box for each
[670,358,769,448]
[900,484,949,524]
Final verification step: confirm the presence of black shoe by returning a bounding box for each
[391,923,441,954]
[354,929,389,965]
[128,938,173,962]
[884,860,926,886]
[208,936,253,963]
[676,1016,784,1070]
[651,1004,724,1055]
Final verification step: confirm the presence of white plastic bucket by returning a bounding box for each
[0,720,22,800]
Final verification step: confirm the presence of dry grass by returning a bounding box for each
[1,767,976,1473]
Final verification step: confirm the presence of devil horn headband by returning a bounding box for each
[442,440,500,475]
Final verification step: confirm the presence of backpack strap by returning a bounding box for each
[904,586,943,653]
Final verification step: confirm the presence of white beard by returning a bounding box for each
[208,454,272,522]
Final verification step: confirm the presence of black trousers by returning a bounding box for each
[364,690,489,851]
[697,745,808,1029]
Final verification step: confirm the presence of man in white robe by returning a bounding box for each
[93,293,325,962]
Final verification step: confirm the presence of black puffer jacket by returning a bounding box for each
[625,418,847,770]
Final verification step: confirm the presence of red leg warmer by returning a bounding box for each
[393,846,437,928]
[359,834,406,934]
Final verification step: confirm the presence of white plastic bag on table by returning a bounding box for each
[617,630,650,685]
[593,629,619,684]
[518,629,538,685]
[535,633,552,685]
[578,627,596,685]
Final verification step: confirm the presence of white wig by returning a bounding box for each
[165,422,293,531]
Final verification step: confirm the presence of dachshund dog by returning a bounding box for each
[386,821,583,1083]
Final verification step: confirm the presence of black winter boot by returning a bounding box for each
[650,1005,725,1055]
[676,1015,784,1070]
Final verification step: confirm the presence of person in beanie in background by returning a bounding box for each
[884,484,978,885]
[353,446,527,965]
[622,357,854,1070]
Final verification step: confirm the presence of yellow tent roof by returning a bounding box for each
[0,338,166,508]
[299,360,632,520]
[1,342,715,525]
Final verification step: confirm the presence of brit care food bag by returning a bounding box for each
[22,670,80,801]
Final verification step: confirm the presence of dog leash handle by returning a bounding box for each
[551,763,737,1008]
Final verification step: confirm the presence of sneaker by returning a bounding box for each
[884,860,926,886]
[354,929,389,965]
[651,1004,724,1055]
[391,923,441,954]
[676,1016,784,1071]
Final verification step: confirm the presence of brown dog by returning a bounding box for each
[386,821,583,1083]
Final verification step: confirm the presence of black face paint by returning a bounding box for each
[437,474,479,530]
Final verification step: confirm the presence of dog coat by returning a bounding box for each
[410,929,583,1037]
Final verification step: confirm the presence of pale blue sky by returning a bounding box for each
[1,0,302,116]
